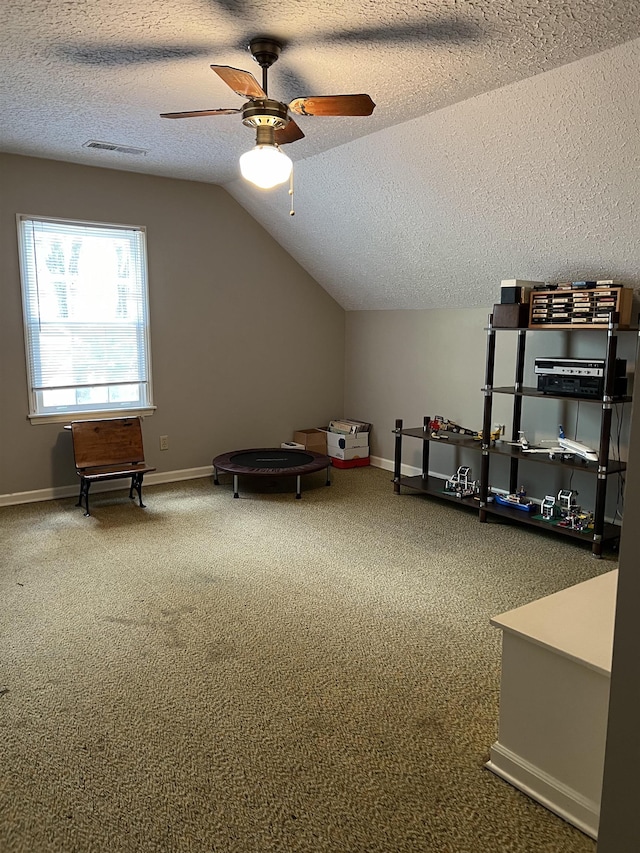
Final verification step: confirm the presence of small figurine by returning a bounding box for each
[444,466,479,498]
[557,489,579,515]
[541,495,560,520]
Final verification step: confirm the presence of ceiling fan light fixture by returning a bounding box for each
[239,143,292,189]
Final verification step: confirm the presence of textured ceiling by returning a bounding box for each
[229,36,640,309]
[3,1,640,309]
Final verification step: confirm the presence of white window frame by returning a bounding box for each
[17,214,155,424]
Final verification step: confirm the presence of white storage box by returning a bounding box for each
[326,431,369,450]
[328,445,370,461]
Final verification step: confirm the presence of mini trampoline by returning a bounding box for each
[212,448,331,499]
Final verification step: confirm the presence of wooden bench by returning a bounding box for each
[70,417,156,516]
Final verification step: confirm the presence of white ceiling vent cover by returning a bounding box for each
[83,140,148,156]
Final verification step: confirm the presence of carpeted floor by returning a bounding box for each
[0,465,609,853]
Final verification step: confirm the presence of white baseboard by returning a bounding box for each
[0,466,214,507]
[0,459,440,507]
[1,457,571,508]
[486,741,599,840]
[371,455,449,481]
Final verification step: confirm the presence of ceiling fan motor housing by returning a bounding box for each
[242,99,289,132]
[248,37,282,69]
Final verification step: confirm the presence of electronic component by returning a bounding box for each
[534,357,627,398]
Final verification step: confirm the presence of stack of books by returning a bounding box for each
[327,418,371,435]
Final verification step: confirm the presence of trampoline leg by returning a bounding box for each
[325,466,331,486]
[233,474,239,498]
[213,466,219,486]
[296,474,302,499]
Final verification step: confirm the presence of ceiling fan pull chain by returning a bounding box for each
[289,167,295,216]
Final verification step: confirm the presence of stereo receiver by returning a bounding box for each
[534,357,627,398]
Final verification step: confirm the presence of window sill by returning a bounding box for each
[28,406,157,425]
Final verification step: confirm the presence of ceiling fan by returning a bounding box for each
[160,36,376,189]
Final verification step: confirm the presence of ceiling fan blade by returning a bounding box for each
[289,94,375,117]
[323,20,479,45]
[58,44,214,66]
[275,119,305,145]
[160,108,241,119]
[211,65,266,99]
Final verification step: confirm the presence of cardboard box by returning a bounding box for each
[292,428,327,454]
[327,445,370,461]
[331,456,370,469]
[325,431,370,450]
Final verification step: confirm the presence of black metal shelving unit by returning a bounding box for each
[393,312,638,558]
[478,313,638,557]
[393,420,482,512]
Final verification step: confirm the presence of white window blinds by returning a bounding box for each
[17,215,153,419]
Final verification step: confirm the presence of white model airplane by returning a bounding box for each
[509,427,598,462]
[506,431,533,450]
[550,427,599,462]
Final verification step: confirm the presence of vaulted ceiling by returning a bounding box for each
[4,1,640,309]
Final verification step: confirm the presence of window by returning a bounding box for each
[17,215,154,422]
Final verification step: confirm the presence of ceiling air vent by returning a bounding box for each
[83,140,148,156]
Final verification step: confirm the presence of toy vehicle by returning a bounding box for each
[429,416,478,439]
[493,488,535,512]
[429,416,503,445]
[513,426,598,462]
[558,510,594,531]
[473,424,504,443]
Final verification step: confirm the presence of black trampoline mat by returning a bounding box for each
[230,450,315,469]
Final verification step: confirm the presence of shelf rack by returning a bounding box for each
[393,420,481,511]
[478,313,638,556]
[393,311,639,557]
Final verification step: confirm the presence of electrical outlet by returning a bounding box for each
[159,435,169,451]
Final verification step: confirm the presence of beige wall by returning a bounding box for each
[0,154,345,497]
[345,307,490,473]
